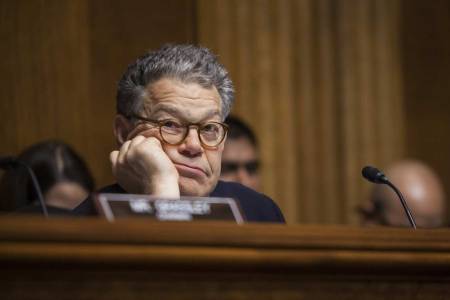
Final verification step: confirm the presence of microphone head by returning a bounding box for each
[362,166,388,184]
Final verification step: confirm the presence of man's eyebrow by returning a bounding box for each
[150,104,180,116]
[150,104,221,121]
[201,110,221,120]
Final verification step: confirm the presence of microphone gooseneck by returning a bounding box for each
[0,156,48,217]
[362,165,416,229]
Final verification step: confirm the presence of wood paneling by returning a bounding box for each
[0,0,91,163]
[2,217,450,299]
[87,0,196,187]
[0,0,196,188]
[401,0,450,216]
[197,0,404,224]
[2,0,448,225]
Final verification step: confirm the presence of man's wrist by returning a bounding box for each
[149,175,180,198]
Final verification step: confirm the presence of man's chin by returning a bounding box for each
[179,177,216,197]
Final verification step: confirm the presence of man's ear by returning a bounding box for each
[114,114,133,146]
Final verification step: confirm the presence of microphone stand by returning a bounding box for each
[385,181,416,229]
[362,166,417,229]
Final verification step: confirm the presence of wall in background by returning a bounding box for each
[401,0,450,217]
[87,0,195,186]
[197,0,405,224]
[0,0,91,167]
[1,0,449,224]
[0,0,195,188]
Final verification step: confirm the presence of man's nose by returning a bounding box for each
[179,128,203,156]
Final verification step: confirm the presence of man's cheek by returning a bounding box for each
[212,156,223,178]
[161,146,179,167]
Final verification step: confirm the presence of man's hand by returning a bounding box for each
[110,135,180,197]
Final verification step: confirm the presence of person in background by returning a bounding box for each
[359,160,447,228]
[0,140,95,212]
[220,115,261,191]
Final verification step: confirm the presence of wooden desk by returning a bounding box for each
[1,216,450,299]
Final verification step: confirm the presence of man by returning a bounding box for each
[359,160,447,228]
[220,116,261,191]
[75,44,284,223]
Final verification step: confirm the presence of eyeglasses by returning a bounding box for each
[131,115,229,148]
[221,160,260,175]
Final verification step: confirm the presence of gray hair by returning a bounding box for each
[116,44,234,119]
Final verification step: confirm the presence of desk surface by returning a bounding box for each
[1,216,450,299]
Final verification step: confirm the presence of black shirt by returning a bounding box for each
[74,180,285,223]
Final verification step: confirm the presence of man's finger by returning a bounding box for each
[129,134,146,149]
[110,150,119,176]
[141,135,163,149]
[117,140,132,165]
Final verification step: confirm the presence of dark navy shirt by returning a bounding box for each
[74,180,285,223]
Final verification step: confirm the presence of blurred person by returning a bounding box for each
[0,140,95,212]
[359,160,446,228]
[220,115,261,191]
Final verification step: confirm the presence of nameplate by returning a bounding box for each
[95,193,244,224]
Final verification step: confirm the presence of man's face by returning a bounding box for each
[383,182,445,228]
[220,137,260,191]
[130,78,224,196]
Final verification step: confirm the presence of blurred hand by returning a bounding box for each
[110,135,180,197]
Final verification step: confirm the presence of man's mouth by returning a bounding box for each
[174,163,207,178]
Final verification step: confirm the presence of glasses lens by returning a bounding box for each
[199,122,225,146]
[221,162,239,174]
[244,161,260,175]
[221,161,260,175]
[160,120,186,144]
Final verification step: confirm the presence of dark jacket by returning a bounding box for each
[74,180,285,223]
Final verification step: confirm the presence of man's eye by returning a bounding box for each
[162,120,182,128]
[160,120,184,135]
[202,123,219,133]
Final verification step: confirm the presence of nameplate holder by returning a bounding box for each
[95,193,245,224]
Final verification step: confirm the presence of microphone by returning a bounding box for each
[362,166,388,184]
[362,166,417,229]
[0,156,48,217]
